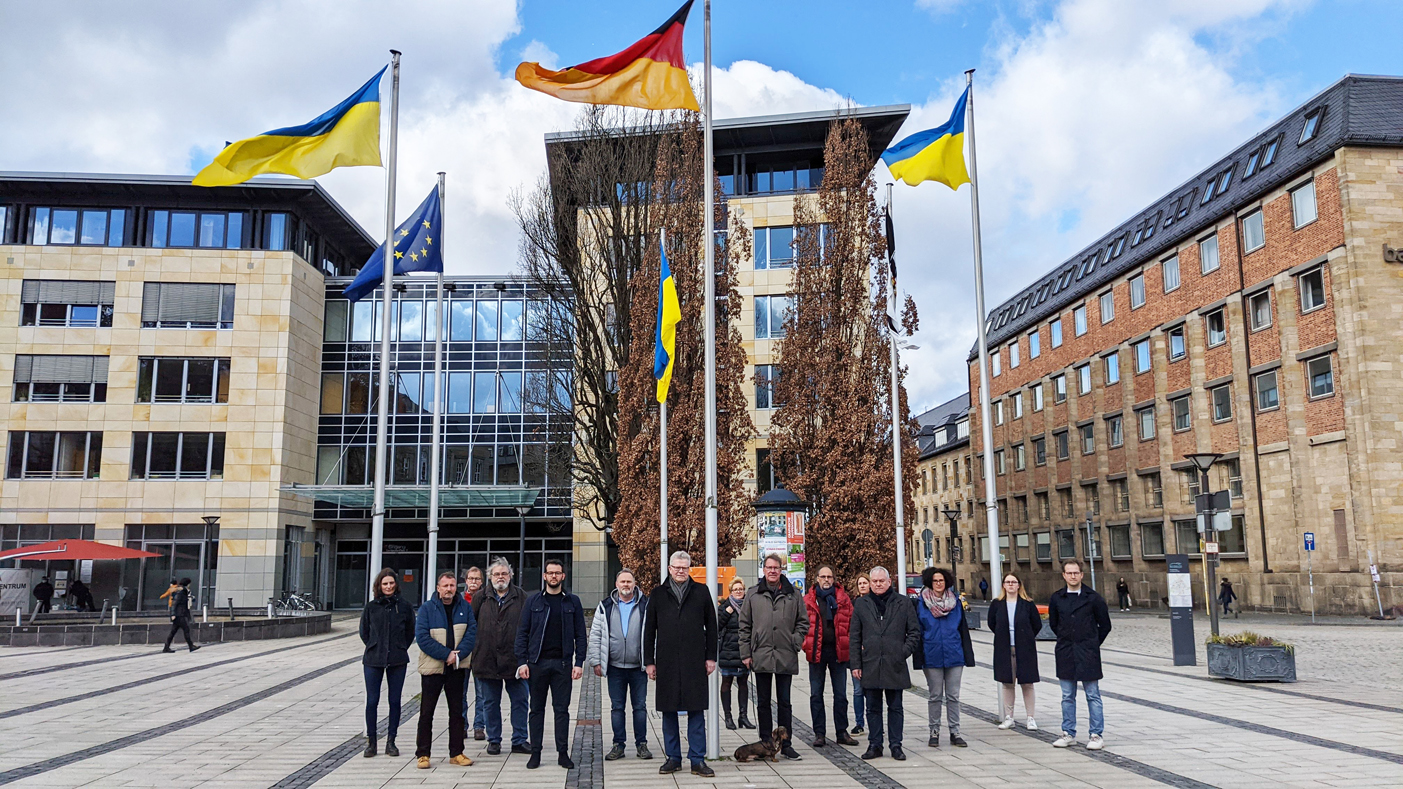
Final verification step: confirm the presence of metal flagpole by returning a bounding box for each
[659,227,670,586]
[964,69,1001,593]
[369,50,401,596]
[702,0,721,760]
[426,171,446,601]
[886,186,907,595]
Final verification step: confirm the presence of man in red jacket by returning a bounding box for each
[803,565,858,747]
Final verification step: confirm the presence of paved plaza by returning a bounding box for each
[1,607,1399,788]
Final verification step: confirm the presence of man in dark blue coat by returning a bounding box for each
[1047,560,1112,751]
[514,558,587,770]
[414,572,477,769]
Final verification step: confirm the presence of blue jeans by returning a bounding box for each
[808,660,849,738]
[1059,680,1103,737]
[607,666,649,746]
[473,678,487,730]
[363,664,407,740]
[852,672,865,727]
[661,710,705,765]
[480,676,530,746]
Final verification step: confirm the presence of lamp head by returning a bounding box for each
[1184,452,1222,473]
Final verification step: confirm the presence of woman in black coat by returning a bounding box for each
[360,568,416,758]
[987,572,1043,731]
[716,578,753,729]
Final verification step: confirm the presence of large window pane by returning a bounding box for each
[181,433,210,478]
[398,300,422,341]
[350,300,373,342]
[471,445,494,484]
[154,360,184,402]
[325,301,348,342]
[451,300,473,340]
[149,433,179,477]
[80,211,107,245]
[199,213,225,247]
[392,446,417,484]
[755,296,770,339]
[316,446,342,485]
[185,359,215,402]
[395,372,421,414]
[169,212,196,247]
[497,445,521,485]
[499,372,522,413]
[25,432,57,476]
[769,226,795,266]
[226,212,243,248]
[51,210,78,244]
[31,207,51,245]
[345,373,371,414]
[501,301,524,341]
[448,372,472,414]
[473,372,496,413]
[476,301,499,341]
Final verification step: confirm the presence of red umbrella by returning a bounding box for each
[0,539,162,562]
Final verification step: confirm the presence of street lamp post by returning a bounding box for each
[942,506,962,585]
[1084,512,1096,596]
[1185,452,1222,637]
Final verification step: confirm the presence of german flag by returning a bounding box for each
[515,1,699,111]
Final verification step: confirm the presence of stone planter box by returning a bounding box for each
[1206,643,1296,682]
[0,612,331,647]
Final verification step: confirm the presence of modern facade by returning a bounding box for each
[544,106,909,595]
[967,74,1403,613]
[1,172,373,610]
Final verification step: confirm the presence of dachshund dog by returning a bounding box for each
[733,726,787,763]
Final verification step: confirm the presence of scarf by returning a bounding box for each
[669,578,688,603]
[728,593,745,608]
[873,587,895,617]
[921,587,958,618]
[815,585,838,621]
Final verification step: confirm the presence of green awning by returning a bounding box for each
[282,484,541,509]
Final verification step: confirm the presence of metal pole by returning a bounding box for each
[948,513,960,580]
[660,399,669,585]
[518,510,527,588]
[369,50,402,597]
[702,0,721,759]
[1203,470,1220,637]
[1369,550,1385,618]
[1085,513,1096,594]
[964,69,1002,595]
[426,172,446,602]
[1307,547,1315,623]
[888,185,907,594]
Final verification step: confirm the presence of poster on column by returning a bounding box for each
[785,511,806,594]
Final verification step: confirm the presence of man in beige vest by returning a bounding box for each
[415,572,478,769]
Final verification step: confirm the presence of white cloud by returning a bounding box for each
[706,60,848,118]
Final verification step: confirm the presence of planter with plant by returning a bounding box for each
[1206,632,1296,682]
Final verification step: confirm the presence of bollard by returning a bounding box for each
[267,603,274,618]
[202,604,208,624]
[14,607,18,627]
[228,597,235,621]
[111,607,117,626]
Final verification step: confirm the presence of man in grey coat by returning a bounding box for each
[740,553,808,760]
[586,569,652,761]
[849,566,921,761]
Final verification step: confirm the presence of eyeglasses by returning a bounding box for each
[669,565,690,571]
[545,571,565,576]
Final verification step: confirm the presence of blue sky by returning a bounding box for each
[2,0,1400,410]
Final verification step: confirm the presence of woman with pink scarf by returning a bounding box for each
[916,567,975,749]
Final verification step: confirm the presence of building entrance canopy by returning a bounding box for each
[281,484,540,510]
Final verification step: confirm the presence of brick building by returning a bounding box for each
[911,393,975,589]
[967,74,1403,614]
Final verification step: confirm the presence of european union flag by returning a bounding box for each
[344,185,443,302]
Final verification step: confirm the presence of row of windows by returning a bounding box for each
[324,298,540,344]
[11,355,230,404]
[20,281,236,330]
[4,431,225,480]
[919,455,971,496]
[319,369,570,416]
[16,206,298,252]
[970,517,1247,564]
[985,105,1327,337]
[315,442,565,488]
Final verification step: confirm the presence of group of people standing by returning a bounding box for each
[358,553,1116,773]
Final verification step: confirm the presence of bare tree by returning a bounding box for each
[613,115,755,588]
[767,116,921,587]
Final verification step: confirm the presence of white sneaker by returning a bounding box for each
[1026,718,1038,731]
[997,717,1016,730]
[1052,733,1075,748]
[1087,734,1104,750]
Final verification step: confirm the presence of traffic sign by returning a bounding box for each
[1371,565,1382,583]
[1205,542,1220,554]
[1304,532,1315,551]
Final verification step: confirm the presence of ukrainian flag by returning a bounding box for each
[193,68,385,187]
[882,87,971,190]
[653,235,681,403]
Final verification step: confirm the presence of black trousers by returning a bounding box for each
[164,615,194,649]
[753,672,793,744]
[36,599,51,614]
[416,667,467,758]
[864,688,905,749]
[528,658,574,754]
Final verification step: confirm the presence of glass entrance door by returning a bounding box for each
[140,544,173,611]
[173,542,204,608]
[382,541,425,603]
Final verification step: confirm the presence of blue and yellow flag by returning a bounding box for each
[652,236,681,403]
[344,185,443,303]
[882,87,971,190]
[193,68,384,187]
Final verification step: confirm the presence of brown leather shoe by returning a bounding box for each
[416,756,430,769]
[448,754,473,766]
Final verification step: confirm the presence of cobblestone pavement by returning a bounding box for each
[0,608,1397,788]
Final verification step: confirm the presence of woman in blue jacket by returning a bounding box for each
[917,567,975,749]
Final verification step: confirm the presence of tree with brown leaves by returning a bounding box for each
[767,116,920,588]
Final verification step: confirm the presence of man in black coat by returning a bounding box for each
[1047,560,1111,750]
[849,566,921,761]
[33,577,54,614]
[514,558,587,770]
[471,558,531,755]
[643,551,718,778]
[161,578,200,653]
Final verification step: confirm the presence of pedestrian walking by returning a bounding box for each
[1219,579,1238,618]
[850,566,920,761]
[740,553,808,761]
[414,571,477,769]
[1116,577,1131,612]
[33,576,54,614]
[160,579,179,611]
[850,573,870,735]
[978,577,989,601]
[161,577,200,653]
[987,572,1041,731]
[916,567,975,748]
[717,577,753,730]
[360,568,415,758]
[1048,560,1112,750]
[587,568,653,761]
[803,565,858,748]
[515,558,586,770]
[460,565,488,741]
[471,558,531,756]
[643,551,718,778]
